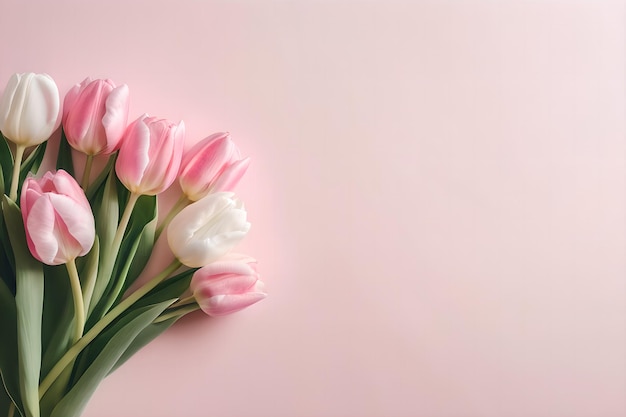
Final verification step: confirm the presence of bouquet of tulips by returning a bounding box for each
[0,73,266,417]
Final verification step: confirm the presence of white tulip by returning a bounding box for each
[167,192,251,267]
[0,72,60,146]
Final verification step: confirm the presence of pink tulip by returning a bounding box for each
[115,114,185,195]
[63,77,130,155]
[21,170,95,265]
[190,253,266,316]
[178,132,250,201]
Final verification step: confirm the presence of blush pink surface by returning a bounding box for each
[1,1,625,416]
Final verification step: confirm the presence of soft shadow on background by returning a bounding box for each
[1,1,624,416]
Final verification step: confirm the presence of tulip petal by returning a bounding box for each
[102,84,129,153]
[191,258,256,283]
[210,157,251,193]
[62,77,90,123]
[117,116,150,192]
[0,73,22,138]
[48,193,95,258]
[25,195,59,265]
[193,274,259,296]
[198,292,267,317]
[180,132,233,194]
[18,74,60,146]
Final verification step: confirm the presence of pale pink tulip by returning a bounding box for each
[63,77,129,155]
[21,170,95,265]
[178,132,250,201]
[115,114,185,195]
[190,253,266,316]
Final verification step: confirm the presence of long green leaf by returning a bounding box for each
[120,195,157,292]
[0,201,16,293]
[89,193,157,324]
[104,194,157,310]
[0,279,23,417]
[2,196,44,417]
[50,301,174,417]
[40,265,73,378]
[86,169,118,322]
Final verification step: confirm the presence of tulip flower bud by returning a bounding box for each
[178,132,251,201]
[116,114,185,195]
[0,72,60,147]
[167,192,250,267]
[190,253,266,316]
[63,77,130,155]
[21,170,95,265]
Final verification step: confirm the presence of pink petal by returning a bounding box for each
[101,84,129,154]
[199,292,267,317]
[25,195,59,265]
[211,157,251,193]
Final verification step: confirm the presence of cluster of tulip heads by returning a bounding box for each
[0,72,266,417]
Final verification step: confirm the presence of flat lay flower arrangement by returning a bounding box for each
[0,73,266,417]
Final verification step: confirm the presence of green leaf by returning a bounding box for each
[2,196,44,417]
[50,300,175,417]
[0,202,16,293]
[78,238,100,315]
[0,161,5,197]
[89,193,158,324]
[0,133,14,193]
[40,265,73,378]
[0,279,24,417]
[103,194,157,311]
[86,169,119,322]
[109,316,178,374]
[55,129,74,177]
[121,195,157,291]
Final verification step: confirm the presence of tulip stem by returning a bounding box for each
[66,258,85,343]
[81,154,94,192]
[169,294,196,309]
[113,192,140,258]
[154,195,188,241]
[153,303,199,324]
[39,259,182,399]
[8,145,25,201]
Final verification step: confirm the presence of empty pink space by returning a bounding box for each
[1,1,624,416]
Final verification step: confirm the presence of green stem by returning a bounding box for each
[154,195,189,241]
[65,259,85,343]
[8,145,25,201]
[81,154,94,192]
[153,303,199,324]
[7,403,14,417]
[39,259,182,399]
[169,294,196,309]
[113,193,140,256]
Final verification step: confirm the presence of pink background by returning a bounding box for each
[1,1,625,416]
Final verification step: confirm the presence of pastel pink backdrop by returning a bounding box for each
[1,1,624,416]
